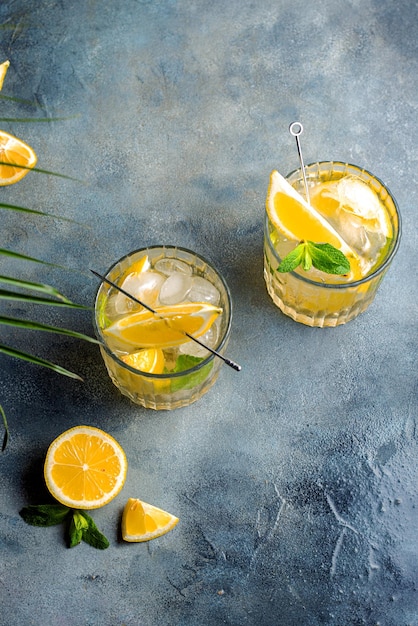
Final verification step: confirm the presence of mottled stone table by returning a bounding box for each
[1,1,417,625]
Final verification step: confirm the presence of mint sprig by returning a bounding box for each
[166,354,213,392]
[20,503,109,550]
[78,511,110,550]
[278,241,350,275]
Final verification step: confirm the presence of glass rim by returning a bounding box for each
[93,245,232,378]
[265,161,402,290]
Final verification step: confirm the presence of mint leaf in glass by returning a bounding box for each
[277,243,305,273]
[308,242,350,274]
[167,354,213,392]
[278,241,350,275]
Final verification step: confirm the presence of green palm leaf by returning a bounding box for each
[0,248,66,269]
[0,344,83,380]
[0,289,90,308]
[0,115,79,122]
[0,276,73,302]
[0,94,38,105]
[0,160,80,181]
[0,404,8,452]
[0,315,99,343]
[0,82,90,449]
[0,201,78,223]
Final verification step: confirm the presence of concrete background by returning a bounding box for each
[0,1,417,625]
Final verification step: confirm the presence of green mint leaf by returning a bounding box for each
[307,241,351,275]
[73,510,89,532]
[169,354,203,373]
[79,511,110,550]
[68,511,87,548]
[277,243,305,273]
[277,241,350,275]
[302,245,312,271]
[167,354,213,393]
[20,504,70,527]
[20,505,109,549]
[69,524,82,547]
[82,526,110,550]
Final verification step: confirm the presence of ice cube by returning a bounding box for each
[179,321,220,358]
[188,276,221,305]
[159,271,192,305]
[114,270,165,314]
[326,204,387,264]
[337,177,389,234]
[154,258,192,276]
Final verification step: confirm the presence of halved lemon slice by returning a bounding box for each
[122,497,179,542]
[44,426,127,510]
[0,60,10,90]
[266,170,356,258]
[121,348,165,373]
[0,129,37,186]
[104,302,222,349]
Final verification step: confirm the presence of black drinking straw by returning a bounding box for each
[91,269,241,372]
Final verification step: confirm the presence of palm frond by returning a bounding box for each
[0,85,91,449]
[0,344,84,380]
[0,248,66,268]
[0,115,79,122]
[0,404,8,452]
[0,288,90,309]
[0,276,73,302]
[0,94,39,105]
[0,160,80,181]
[0,201,78,223]
[0,315,99,343]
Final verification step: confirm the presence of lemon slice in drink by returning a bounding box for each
[0,129,37,186]
[104,302,222,349]
[121,348,165,373]
[44,426,127,510]
[121,348,170,393]
[114,255,157,314]
[122,497,179,542]
[310,177,392,237]
[266,170,357,257]
[120,254,150,280]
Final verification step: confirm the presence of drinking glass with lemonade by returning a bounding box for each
[94,246,232,409]
[264,159,401,327]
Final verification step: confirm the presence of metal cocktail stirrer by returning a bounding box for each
[289,121,311,205]
[90,269,241,372]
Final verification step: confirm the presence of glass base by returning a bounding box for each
[263,260,382,328]
[101,345,222,409]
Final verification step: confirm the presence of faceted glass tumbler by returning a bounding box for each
[94,246,232,409]
[263,162,401,327]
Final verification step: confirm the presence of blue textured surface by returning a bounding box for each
[0,1,417,625]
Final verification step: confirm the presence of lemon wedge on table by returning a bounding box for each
[122,497,179,542]
[44,426,127,510]
[0,129,37,186]
[104,302,222,349]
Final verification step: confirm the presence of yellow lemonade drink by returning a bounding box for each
[264,162,401,327]
[94,246,232,409]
